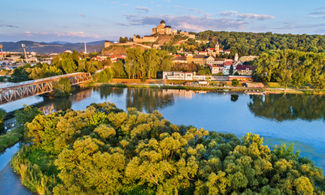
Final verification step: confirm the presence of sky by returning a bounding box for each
[1,0,325,42]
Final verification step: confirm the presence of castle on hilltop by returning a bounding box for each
[133,20,195,43]
[152,20,177,35]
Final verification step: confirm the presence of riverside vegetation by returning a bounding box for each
[0,106,41,152]
[10,102,325,194]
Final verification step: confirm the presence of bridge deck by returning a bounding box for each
[0,72,92,104]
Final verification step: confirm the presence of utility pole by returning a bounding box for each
[21,44,28,63]
[0,44,3,60]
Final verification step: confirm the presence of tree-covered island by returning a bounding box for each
[10,102,325,194]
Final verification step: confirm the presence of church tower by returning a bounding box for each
[215,41,220,55]
[234,53,239,62]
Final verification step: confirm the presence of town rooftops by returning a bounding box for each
[174,56,187,60]
[223,61,233,66]
[193,55,208,59]
[214,58,226,61]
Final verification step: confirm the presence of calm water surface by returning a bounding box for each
[0,86,324,193]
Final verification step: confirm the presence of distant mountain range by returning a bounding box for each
[0,40,108,54]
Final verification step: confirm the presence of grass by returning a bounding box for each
[0,128,23,153]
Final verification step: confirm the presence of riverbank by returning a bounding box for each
[0,128,22,153]
[89,82,325,95]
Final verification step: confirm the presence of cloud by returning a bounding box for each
[220,10,238,16]
[237,13,274,20]
[123,15,247,32]
[136,6,151,13]
[310,8,325,17]
[24,31,101,39]
[0,24,19,28]
[221,10,274,20]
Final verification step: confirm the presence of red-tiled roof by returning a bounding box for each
[223,61,233,66]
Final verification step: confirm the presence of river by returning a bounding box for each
[0,86,324,194]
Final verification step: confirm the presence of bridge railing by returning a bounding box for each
[0,72,92,104]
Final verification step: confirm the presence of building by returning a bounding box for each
[152,20,177,35]
[235,65,254,75]
[173,56,187,64]
[133,35,158,43]
[104,41,111,48]
[210,65,224,75]
[163,71,193,80]
[191,55,208,65]
[109,54,126,63]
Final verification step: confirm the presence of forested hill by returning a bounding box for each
[196,31,325,56]
[0,40,106,54]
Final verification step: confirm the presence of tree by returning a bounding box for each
[10,102,325,194]
[94,68,113,83]
[232,79,240,86]
[0,109,6,132]
[111,60,127,78]
[229,65,234,75]
[11,64,31,82]
[53,78,71,96]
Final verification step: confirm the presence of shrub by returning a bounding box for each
[232,79,240,86]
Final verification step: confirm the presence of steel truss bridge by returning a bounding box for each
[0,72,92,104]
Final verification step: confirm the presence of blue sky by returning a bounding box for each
[1,0,325,42]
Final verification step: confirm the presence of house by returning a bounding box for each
[173,56,187,64]
[190,55,208,65]
[222,61,234,75]
[235,65,254,75]
[206,56,216,65]
[163,71,193,80]
[215,58,226,65]
[199,51,208,56]
[210,65,224,75]
[109,54,126,62]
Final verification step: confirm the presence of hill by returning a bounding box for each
[196,31,325,56]
[0,40,107,54]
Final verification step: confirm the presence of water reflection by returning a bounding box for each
[248,94,325,121]
[94,86,124,99]
[231,94,239,102]
[126,88,175,113]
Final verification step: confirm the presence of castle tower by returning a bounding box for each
[104,41,111,48]
[160,20,166,28]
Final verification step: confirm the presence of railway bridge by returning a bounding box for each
[0,72,92,104]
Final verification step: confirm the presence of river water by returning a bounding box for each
[0,86,324,194]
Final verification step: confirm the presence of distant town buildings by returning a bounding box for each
[163,71,253,82]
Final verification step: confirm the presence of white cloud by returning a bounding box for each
[220,10,239,16]
[220,10,274,20]
[136,6,151,13]
[123,14,247,32]
[237,13,274,20]
[24,31,101,39]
